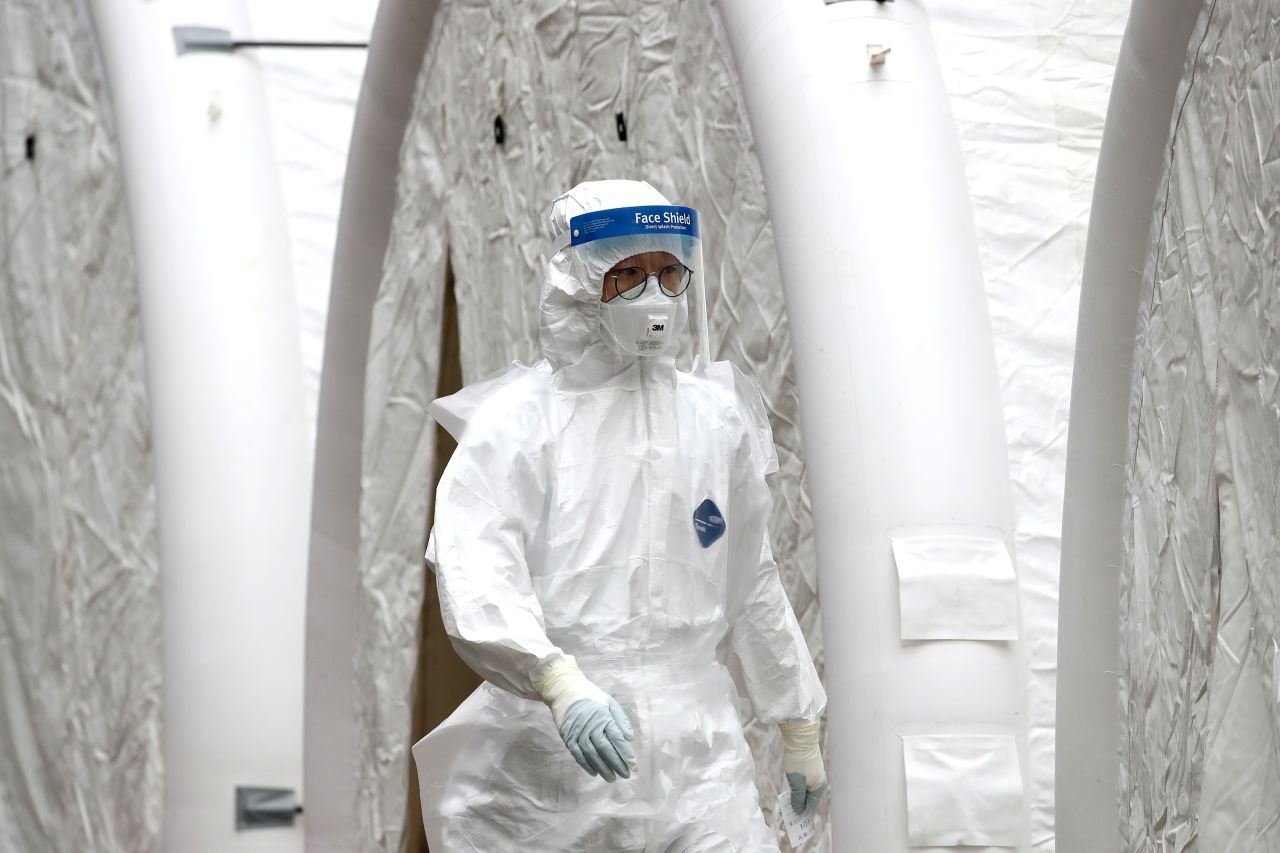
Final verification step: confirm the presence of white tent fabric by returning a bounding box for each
[0,1,160,851]
[1122,0,1280,848]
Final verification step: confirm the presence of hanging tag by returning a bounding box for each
[776,790,817,847]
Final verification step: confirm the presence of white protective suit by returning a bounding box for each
[413,179,826,853]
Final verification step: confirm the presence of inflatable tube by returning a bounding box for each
[720,2,1024,849]
[1054,2,1208,850]
[303,1,440,850]
[88,1,310,851]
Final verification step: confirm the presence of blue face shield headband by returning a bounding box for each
[552,205,701,250]
[552,205,711,365]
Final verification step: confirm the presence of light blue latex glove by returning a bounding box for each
[786,772,828,815]
[537,663,638,782]
[781,720,827,814]
[558,697,638,782]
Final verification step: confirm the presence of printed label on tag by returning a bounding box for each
[776,790,817,847]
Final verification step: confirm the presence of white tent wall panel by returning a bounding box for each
[0,1,160,851]
[359,1,824,850]
[1123,0,1280,848]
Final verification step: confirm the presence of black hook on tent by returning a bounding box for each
[25,134,36,161]
[616,112,628,143]
[495,116,506,146]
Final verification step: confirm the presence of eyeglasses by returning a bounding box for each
[604,263,693,302]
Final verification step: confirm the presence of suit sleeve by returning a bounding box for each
[723,370,827,725]
[426,380,571,701]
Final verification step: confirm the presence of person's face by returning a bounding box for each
[600,252,681,303]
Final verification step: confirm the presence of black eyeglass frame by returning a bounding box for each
[605,263,694,302]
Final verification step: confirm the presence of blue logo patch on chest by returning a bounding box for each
[692,498,726,548]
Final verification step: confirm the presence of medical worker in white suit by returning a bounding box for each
[413,179,827,853]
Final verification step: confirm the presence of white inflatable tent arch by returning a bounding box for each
[1061,0,1280,849]
[304,1,442,851]
[720,2,1026,850]
[91,1,312,851]
[1055,1,1205,850]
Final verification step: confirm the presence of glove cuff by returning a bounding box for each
[779,720,827,789]
[535,662,610,727]
[779,719,821,748]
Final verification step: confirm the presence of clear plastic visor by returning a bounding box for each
[554,205,708,364]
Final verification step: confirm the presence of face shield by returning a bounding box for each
[553,204,709,364]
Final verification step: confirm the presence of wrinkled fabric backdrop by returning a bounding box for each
[1122,0,1280,849]
[0,1,160,852]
